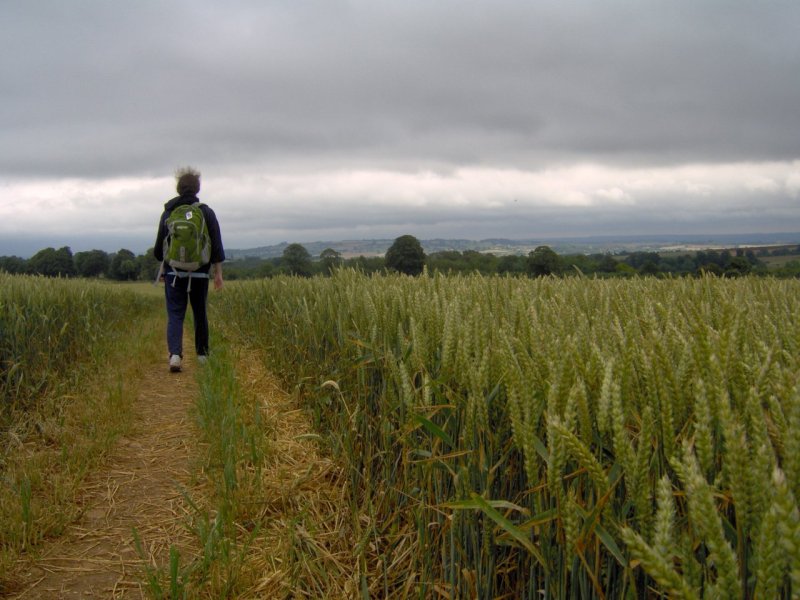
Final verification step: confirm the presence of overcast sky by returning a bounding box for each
[2,1,799,256]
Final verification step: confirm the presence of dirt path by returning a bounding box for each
[11,349,203,599]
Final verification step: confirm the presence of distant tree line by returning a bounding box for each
[216,237,790,279]
[425,245,769,278]
[4,237,798,281]
[0,247,161,280]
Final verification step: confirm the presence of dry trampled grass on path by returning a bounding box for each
[231,358,356,599]
[11,353,203,599]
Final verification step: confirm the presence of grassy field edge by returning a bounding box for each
[0,294,163,588]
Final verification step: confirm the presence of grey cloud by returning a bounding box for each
[2,1,799,179]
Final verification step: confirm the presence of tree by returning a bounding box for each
[725,256,751,277]
[625,251,661,270]
[615,262,636,276]
[385,235,425,276]
[282,243,313,277]
[319,248,343,276]
[136,248,160,281]
[527,246,561,277]
[638,260,660,276]
[596,253,618,273]
[0,255,27,274]
[258,261,276,278]
[28,246,75,277]
[349,255,385,274]
[74,249,110,278]
[697,262,723,277]
[497,255,526,275]
[108,249,138,281]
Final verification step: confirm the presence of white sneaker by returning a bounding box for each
[197,355,208,366]
[169,354,182,372]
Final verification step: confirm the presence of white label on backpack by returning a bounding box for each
[185,211,193,219]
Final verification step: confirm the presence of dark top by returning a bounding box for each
[154,194,225,273]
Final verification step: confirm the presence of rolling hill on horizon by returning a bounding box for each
[227,232,800,260]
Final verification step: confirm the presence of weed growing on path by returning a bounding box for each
[147,344,275,597]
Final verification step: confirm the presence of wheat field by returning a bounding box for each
[216,271,800,598]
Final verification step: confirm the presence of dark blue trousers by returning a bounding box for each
[165,273,209,357]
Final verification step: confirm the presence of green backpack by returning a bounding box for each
[164,202,211,271]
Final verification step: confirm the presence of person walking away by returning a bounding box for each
[154,167,225,372]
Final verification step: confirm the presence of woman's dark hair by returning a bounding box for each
[175,166,201,196]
